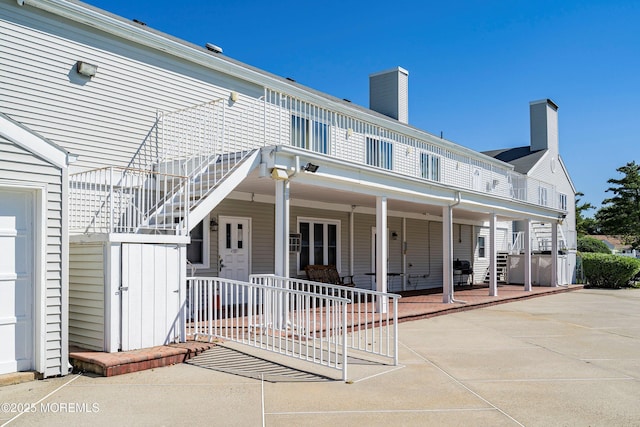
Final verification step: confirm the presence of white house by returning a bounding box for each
[0,0,576,375]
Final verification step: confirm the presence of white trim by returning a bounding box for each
[0,114,67,168]
[69,233,190,244]
[0,182,45,375]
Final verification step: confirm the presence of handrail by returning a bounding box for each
[186,276,350,381]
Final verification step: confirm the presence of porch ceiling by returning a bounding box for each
[233,169,503,223]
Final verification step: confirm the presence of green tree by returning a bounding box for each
[596,161,640,249]
[577,236,611,253]
[575,191,596,237]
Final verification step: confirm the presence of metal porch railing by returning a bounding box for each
[69,166,189,234]
[186,277,350,381]
[185,275,401,381]
[250,274,401,366]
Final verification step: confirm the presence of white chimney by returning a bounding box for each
[530,99,559,153]
[369,67,409,124]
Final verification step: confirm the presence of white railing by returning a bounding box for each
[70,87,565,235]
[186,277,350,381]
[511,231,525,254]
[69,166,189,234]
[250,274,401,366]
[186,275,401,381]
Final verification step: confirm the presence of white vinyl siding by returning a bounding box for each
[0,136,65,377]
[68,243,104,351]
[0,2,263,170]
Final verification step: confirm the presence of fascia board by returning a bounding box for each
[0,113,68,168]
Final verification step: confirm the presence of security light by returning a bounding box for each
[76,61,97,77]
[302,163,319,173]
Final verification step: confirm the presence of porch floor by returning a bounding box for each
[68,284,582,377]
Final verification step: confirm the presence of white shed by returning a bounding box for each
[0,113,69,378]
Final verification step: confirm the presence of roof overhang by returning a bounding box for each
[0,112,69,168]
[252,146,563,223]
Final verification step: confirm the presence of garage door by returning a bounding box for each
[0,189,34,375]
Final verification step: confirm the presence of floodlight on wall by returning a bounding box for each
[302,163,319,173]
[271,168,289,180]
[76,61,97,77]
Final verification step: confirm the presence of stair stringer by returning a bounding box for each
[187,150,261,232]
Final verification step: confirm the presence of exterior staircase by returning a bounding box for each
[484,251,509,283]
[143,150,259,233]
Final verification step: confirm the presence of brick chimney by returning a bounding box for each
[369,67,409,124]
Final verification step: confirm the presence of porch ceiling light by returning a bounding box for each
[271,167,289,180]
[76,61,97,77]
[302,162,319,173]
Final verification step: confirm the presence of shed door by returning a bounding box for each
[120,244,181,351]
[0,189,34,374]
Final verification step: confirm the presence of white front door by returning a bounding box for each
[0,189,34,374]
[218,217,251,282]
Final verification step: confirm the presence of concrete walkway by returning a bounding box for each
[2,288,640,426]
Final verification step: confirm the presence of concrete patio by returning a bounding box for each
[2,287,639,426]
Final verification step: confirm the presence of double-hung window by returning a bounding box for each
[291,115,328,154]
[366,137,393,170]
[298,219,340,272]
[420,152,441,181]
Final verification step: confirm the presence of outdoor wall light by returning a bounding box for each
[302,162,319,173]
[76,61,97,77]
[230,91,238,102]
[391,231,398,240]
[209,218,218,232]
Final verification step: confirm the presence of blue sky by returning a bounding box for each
[84,0,639,213]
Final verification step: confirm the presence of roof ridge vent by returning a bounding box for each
[205,43,223,54]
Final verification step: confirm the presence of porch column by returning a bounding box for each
[524,219,532,292]
[551,221,558,287]
[376,196,388,313]
[442,205,453,303]
[274,179,290,277]
[489,213,498,296]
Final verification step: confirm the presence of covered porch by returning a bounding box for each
[204,144,570,304]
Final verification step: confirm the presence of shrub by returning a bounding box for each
[577,236,611,254]
[581,253,640,288]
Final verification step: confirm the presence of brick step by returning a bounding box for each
[69,341,217,377]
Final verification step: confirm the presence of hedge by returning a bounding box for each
[581,253,640,288]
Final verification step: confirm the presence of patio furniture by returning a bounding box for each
[304,264,355,287]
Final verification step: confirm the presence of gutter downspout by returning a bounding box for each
[448,192,466,304]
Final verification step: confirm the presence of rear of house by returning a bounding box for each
[0,0,576,360]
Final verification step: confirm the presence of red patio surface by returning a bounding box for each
[395,284,583,321]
